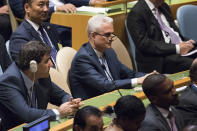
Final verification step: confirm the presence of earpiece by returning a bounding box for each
[30,60,37,73]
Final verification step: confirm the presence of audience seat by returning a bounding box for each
[177,5,197,42]
[56,47,77,90]
[47,67,71,109]
[111,38,133,70]
[125,20,138,71]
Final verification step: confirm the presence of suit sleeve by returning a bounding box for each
[49,82,71,105]
[127,8,176,56]
[0,77,56,122]
[64,0,90,7]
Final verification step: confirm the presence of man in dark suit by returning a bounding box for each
[175,59,197,126]
[141,74,185,131]
[0,34,11,74]
[69,15,156,100]
[0,0,12,41]
[127,0,195,74]
[0,41,82,130]
[10,0,60,62]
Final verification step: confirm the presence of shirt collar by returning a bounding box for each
[156,106,170,118]
[26,18,40,32]
[145,0,156,11]
[21,71,34,94]
[93,48,103,58]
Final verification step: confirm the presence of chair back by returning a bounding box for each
[48,68,71,109]
[125,20,138,71]
[56,47,77,88]
[111,38,133,70]
[177,5,197,42]
[7,0,19,32]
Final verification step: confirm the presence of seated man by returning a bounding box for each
[0,34,11,74]
[0,41,82,130]
[127,0,195,74]
[104,95,146,131]
[141,74,185,131]
[73,106,103,131]
[176,59,197,125]
[10,0,60,62]
[69,15,155,100]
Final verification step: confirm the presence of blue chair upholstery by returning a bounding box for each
[125,20,138,72]
[177,5,197,42]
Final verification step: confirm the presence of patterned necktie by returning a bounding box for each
[39,26,57,63]
[100,56,113,81]
[167,111,178,131]
[155,8,181,44]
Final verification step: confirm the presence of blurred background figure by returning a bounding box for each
[73,106,103,131]
[104,95,146,131]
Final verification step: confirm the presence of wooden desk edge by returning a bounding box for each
[94,0,136,7]
[51,75,191,130]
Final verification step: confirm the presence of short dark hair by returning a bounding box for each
[142,74,166,97]
[17,41,51,71]
[23,0,34,7]
[189,62,197,82]
[73,106,102,131]
[114,95,145,120]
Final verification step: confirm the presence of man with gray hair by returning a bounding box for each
[69,15,155,100]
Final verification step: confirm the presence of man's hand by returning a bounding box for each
[89,0,106,6]
[180,40,195,55]
[56,4,76,13]
[58,97,83,118]
[0,5,9,14]
[137,70,158,84]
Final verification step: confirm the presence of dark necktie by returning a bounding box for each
[30,86,37,108]
[155,8,181,44]
[39,26,57,63]
[167,111,178,131]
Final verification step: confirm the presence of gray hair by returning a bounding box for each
[87,15,113,38]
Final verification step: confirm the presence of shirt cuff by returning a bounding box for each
[131,78,138,87]
[52,109,60,120]
[176,44,180,54]
[54,6,57,11]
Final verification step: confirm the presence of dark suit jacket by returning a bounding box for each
[127,0,192,73]
[0,63,70,130]
[69,42,144,100]
[141,104,185,131]
[10,19,59,61]
[175,85,197,126]
[0,34,11,72]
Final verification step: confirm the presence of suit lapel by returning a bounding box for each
[85,43,107,77]
[23,20,43,41]
[151,104,171,131]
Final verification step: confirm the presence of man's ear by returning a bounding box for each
[74,125,83,131]
[90,32,96,40]
[24,3,30,13]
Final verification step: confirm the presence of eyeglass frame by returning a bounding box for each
[94,32,117,41]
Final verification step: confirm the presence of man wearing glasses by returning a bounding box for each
[69,15,155,100]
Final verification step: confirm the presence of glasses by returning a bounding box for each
[94,32,117,41]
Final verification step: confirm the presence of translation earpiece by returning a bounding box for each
[30,60,37,73]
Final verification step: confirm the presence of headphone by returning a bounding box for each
[30,60,37,73]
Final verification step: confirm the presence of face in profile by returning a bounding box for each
[91,23,115,53]
[75,115,104,131]
[36,54,53,78]
[154,78,179,108]
[25,0,49,24]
